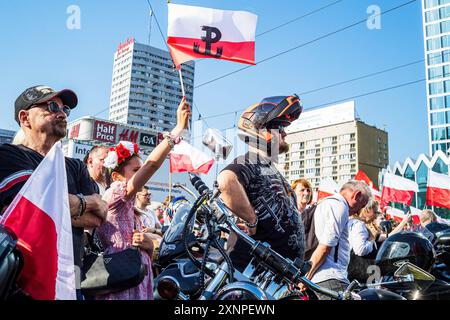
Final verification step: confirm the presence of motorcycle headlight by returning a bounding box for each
[157,277,180,300]
[217,289,261,300]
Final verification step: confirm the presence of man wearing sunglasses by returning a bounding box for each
[218,95,306,273]
[0,85,108,299]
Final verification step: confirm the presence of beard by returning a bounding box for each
[50,120,67,139]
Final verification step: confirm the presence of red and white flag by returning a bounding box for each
[0,143,76,300]
[354,170,382,202]
[385,206,421,225]
[170,141,214,174]
[381,173,419,206]
[317,177,339,202]
[167,3,257,68]
[426,171,450,209]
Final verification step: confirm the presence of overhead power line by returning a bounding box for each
[201,77,426,120]
[194,0,418,90]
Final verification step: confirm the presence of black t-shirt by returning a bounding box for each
[222,152,305,271]
[0,143,98,268]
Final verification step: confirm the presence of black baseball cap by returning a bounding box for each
[14,85,78,124]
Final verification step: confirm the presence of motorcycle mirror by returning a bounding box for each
[202,128,233,160]
[380,220,392,235]
[394,262,435,292]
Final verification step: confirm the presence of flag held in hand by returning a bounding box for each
[167,3,257,68]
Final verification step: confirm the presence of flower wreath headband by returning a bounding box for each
[104,141,140,171]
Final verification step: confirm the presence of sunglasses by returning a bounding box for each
[30,101,71,117]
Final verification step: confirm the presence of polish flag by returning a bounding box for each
[317,177,339,202]
[385,206,421,225]
[169,141,214,174]
[426,171,450,209]
[167,3,257,68]
[381,173,418,206]
[0,143,76,300]
[354,170,375,188]
[354,170,381,202]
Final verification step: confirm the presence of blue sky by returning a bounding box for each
[0,0,426,165]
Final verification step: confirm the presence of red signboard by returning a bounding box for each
[117,37,135,57]
[118,128,139,143]
[93,121,117,143]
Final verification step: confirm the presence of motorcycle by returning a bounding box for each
[155,173,407,301]
[370,219,450,300]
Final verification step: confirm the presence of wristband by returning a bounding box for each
[76,193,86,219]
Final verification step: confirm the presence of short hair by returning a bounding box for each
[340,180,372,200]
[420,209,437,225]
[291,178,312,192]
[83,145,109,164]
[291,178,312,204]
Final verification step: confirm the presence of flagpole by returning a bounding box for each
[169,170,173,202]
[178,68,186,98]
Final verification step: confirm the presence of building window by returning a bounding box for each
[426,8,440,22]
[427,22,441,37]
[427,37,441,51]
[431,111,448,125]
[429,81,445,95]
[430,96,445,110]
[428,52,443,65]
[425,0,440,9]
[431,127,447,141]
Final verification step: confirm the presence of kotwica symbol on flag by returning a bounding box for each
[167,3,258,68]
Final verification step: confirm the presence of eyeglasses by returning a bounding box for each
[30,101,71,117]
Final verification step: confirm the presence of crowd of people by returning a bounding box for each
[0,85,448,300]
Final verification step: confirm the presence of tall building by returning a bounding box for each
[0,129,15,144]
[422,0,450,156]
[109,38,195,132]
[277,101,389,188]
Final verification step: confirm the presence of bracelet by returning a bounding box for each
[245,216,258,229]
[76,193,86,219]
[164,133,182,150]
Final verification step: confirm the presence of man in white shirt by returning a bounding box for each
[303,180,372,299]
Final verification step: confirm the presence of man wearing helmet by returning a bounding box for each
[217,95,306,272]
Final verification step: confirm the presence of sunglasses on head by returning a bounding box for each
[30,101,71,117]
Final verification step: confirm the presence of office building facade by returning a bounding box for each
[422,0,450,155]
[109,38,195,132]
[277,101,389,188]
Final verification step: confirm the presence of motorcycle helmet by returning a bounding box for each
[166,196,189,220]
[375,232,435,276]
[425,222,450,244]
[237,95,302,148]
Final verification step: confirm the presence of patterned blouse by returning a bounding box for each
[96,181,153,300]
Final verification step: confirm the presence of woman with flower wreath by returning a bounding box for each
[95,98,191,300]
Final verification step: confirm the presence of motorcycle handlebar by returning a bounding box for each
[187,174,343,300]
